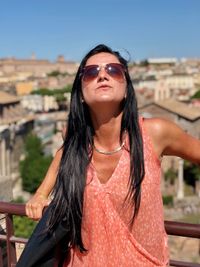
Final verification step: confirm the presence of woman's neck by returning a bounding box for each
[90,110,124,150]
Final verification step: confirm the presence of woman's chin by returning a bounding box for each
[86,98,124,109]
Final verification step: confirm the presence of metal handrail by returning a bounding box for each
[0,201,200,267]
[0,202,25,216]
[0,202,27,267]
[165,220,200,238]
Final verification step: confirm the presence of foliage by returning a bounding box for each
[162,195,174,207]
[184,160,200,182]
[13,215,37,238]
[12,196,25,203]
[20,155,52,193]
[184,160,200,193]
[32,85,72,96]
[47,70,69,77]
[164,168,177,185]
[23,133,43,157]
[56,94,66,102]
[32,88,53,96]
[139,60,149,66]
[191,89,200,99]
[20,134,53,193]
[47,70,61,77]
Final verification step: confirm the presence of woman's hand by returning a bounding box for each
[26,191,50,220]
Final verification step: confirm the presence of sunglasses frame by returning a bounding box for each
[81,63,126,83]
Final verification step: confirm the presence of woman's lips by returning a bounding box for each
[96,84,112,90]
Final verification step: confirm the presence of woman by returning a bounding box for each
[22,44,200,266]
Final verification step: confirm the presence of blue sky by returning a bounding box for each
[1,0,200,62]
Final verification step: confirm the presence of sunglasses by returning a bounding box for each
[81,63,126,83]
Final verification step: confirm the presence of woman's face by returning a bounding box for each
[81,52,127,109]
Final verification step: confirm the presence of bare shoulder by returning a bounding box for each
[143,117,176,139]
[143,117,183,157]
[144,116,177,128]
[143,117,200,163]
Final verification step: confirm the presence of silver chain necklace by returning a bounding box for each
[93,140,125,155]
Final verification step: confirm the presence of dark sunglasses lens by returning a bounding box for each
[83,66,99,82]
[107,64,124,81]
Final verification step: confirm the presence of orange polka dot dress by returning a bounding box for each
[64,118,169,266]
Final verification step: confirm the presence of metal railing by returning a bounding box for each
[0,201,200,267]
[0,202,27,267]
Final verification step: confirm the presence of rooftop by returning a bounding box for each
[0,91,19,104]
[155,99,200,121]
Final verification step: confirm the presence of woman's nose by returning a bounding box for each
[98,66,109,81]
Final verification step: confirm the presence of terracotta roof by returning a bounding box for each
[155,99,200,121]
[0,91,19,104]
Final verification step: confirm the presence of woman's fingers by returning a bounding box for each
[25,194,50,221]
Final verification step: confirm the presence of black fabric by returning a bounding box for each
[16,204,70,267]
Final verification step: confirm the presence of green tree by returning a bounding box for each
[184,160,200,192]
[139,59,149,66]
[47,70,61,77]
[164,168,177,185]
[13,216,37,238]
[191,89,200,99]
[20,134,52,193]
[47,70,70,77]
[32,86,72,96]
[32,88,54,96]
[23,133,43,157]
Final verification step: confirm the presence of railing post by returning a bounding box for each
[6,214,17,267]
[0,247,3,267]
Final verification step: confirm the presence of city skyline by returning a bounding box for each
[1,0,200,62]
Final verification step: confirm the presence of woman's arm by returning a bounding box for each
[145,118,200,164]
[26,147,63,220]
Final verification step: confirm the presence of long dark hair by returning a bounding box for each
[47,44,145,252]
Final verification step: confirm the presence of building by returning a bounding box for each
[0,56,79,78]
[0,126,12,201]
[0,92,34,199]
[15,81,35,95]
[139,98,200,137]
[0,91,33,125]
[147,57,177,66]
[166,74,195,101]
